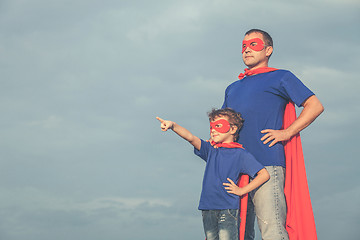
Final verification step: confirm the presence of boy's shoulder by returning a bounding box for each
[214,144,251,155]
[223,146,257,159]
[199,140,254,156]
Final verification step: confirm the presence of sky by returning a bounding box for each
[0,0,359,239]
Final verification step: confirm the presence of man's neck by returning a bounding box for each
[247,63,269,71]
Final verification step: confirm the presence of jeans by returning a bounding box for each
[245,166,289,240]
[202,209,240,240]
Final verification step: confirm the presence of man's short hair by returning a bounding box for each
[245,29,273,47]
[208,108,244,142]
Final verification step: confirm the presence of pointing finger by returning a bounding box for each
[156,117,164,123]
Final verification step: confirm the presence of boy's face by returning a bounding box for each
[210,116,237,143]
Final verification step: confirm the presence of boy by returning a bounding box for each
[156,108,270,240]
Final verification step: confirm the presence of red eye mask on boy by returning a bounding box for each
[210,119,231,133]
[242,38,265,53]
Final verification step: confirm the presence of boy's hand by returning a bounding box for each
[156,117,174,131]
[223,178,245,196]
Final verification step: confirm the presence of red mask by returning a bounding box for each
[210,119,231,133]
[242,38,265,53]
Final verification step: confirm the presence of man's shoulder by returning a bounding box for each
[266,69,300,83]
[270,69,293,76]
[226,79,241,88]
[225,69,296,88]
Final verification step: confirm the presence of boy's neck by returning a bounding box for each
[219,139,235,144]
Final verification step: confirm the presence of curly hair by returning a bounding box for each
[208,108,244,142]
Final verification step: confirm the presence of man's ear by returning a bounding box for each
[265,46,273,57]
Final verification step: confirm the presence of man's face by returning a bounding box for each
[242,32,272,70]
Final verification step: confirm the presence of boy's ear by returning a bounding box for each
[230,126,238,142]
[230,125,238,134]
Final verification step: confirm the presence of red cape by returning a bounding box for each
[206,142,248,240]
[237,175,249,240]
[237,102,318,240]
[237,67,277,240]
[283,102,317,240]
[212,142,249,240]
[235,67,272,240]
[211,67,317,240]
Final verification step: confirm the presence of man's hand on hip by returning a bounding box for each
[260,129,291,147]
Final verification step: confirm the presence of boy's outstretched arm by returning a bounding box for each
[156,117,201,150]
[223,168,270,196]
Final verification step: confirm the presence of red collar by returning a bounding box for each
[238,67,278,80]
[211,141,244,149]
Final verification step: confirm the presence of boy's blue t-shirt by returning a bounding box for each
[194,140,264,210]
[222,70,314,167]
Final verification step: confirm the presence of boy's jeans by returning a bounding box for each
[202,209,239,240]
[245,166,289,240]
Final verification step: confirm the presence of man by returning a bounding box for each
[222,29,324,240]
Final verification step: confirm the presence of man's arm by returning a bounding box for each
[223,168,270,196]
[261,95,324,147]
[156,117,202,150]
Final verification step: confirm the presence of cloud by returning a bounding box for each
[0,187,202,240]
[26,115,63,128]
[126,2,202,43]
[0,0,359,239]
[313,186,360,239]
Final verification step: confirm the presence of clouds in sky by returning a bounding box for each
[0,0,359,239]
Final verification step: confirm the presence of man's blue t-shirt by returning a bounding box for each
[194,140,264,210]
[222,70,314,167]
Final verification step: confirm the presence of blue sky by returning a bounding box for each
[0,0,359,239]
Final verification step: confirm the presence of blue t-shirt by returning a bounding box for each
[222,70,314,167]
[194,140,264,210]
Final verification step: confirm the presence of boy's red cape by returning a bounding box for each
[235,68,317,240]
[211,141,249,240]
[237,174,249,240]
